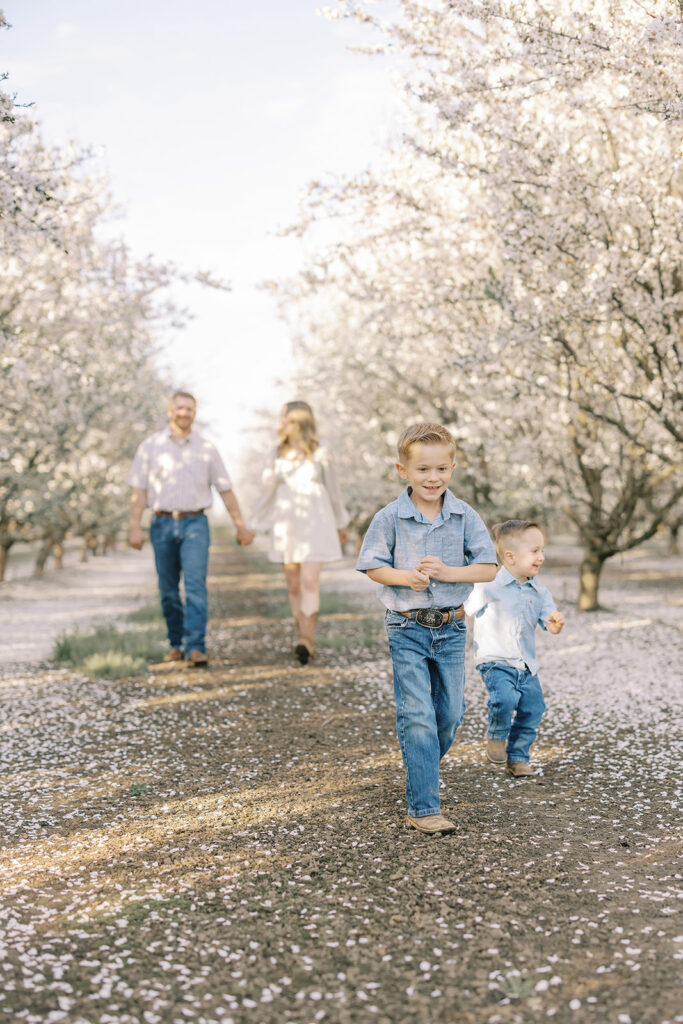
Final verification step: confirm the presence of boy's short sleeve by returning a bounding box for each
[463,508,497,565]
[537,585,557,630]
[356,509,395,573]
[463,582,489,617]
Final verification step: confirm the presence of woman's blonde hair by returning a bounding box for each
[278,400,319,458]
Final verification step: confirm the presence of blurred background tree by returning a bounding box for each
[267,0,682,609]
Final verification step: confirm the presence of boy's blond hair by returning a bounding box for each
[397,422,456,463]
[492,519,544,563]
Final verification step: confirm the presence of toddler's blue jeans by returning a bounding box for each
[149,513,210,654]
[386,610,466,818]
[477,661,546,762]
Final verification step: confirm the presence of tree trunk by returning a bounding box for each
[35,537,53,576]
[577,547,608,611]
[53,540,64,569]
[80,533,97,562]
[0,542,11,582]
[667,522,680,556]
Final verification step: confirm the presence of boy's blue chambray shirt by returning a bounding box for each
[356,487,496,612]
[463,566,557,675]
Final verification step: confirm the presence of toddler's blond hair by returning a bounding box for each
[492,519,544,564]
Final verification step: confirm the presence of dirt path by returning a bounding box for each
[0,539,681,1024]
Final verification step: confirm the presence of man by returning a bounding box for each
[128,391,254,666]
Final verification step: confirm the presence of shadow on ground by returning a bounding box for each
[0,539,681,1024]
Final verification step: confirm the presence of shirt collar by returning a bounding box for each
[497,565,543,590]
[166,427,193,444]
[397,486,467,521]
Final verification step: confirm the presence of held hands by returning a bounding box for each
[546,610,565,634]
[236,524,256,546]
[338,528,348,547]
[408,566,431,592]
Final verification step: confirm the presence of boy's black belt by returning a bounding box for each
[398,605,465,628]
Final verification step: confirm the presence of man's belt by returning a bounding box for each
[398,605,465,628]
[154,509,204,519]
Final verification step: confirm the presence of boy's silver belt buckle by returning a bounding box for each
[416,608,447,628]
[397,606,463,627]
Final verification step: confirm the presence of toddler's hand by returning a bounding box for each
[409,566,430,592]
[419,556,446,580]
[546,610,565,634]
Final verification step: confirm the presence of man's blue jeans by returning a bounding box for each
[149,513,210,654]
[477,662,546,762]
[386,610,467,818]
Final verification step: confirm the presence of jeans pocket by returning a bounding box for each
[385,611,408,632]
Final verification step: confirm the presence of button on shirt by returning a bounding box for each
[463,567,556,674]
[356,487,496,612]
[127,428,233,511]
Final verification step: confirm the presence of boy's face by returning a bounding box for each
[503,527,546,581]
[396,441,456,509]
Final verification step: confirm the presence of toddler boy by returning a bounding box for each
[357,423,497,835]
[463,520,565,777]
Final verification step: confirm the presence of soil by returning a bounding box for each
[0,538,681,1024]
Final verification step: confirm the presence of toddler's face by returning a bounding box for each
[397,442,455,508]
[504,527,546,581]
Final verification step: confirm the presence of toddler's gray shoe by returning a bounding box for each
[507,760,534,777]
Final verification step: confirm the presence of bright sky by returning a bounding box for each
[2,0,398,463]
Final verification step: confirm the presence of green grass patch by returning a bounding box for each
[126,602,164,623]
[54,623,166,678]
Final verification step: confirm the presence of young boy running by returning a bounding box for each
[357,423,497,835]
[463,520,565,777]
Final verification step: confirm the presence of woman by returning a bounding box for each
[250,401,349,663]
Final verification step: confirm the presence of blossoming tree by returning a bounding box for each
[272,0,682,608]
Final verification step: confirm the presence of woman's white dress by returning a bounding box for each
[250,447,349,564]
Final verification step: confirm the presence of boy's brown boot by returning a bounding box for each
[407,814,456,835]
[486,738,507,765]
[507,761,534,777]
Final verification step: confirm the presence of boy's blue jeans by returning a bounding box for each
[149,513,210,654]
[386,610,467,818]
[477,662,546,762]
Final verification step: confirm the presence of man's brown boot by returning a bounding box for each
[486,738,507,766]
[507,761,534,778]
[187,649,209,667]
[162,648,184,663]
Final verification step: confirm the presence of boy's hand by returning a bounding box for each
[419,556,447,581]
[546,610,565,634]
[408,566,431,592]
